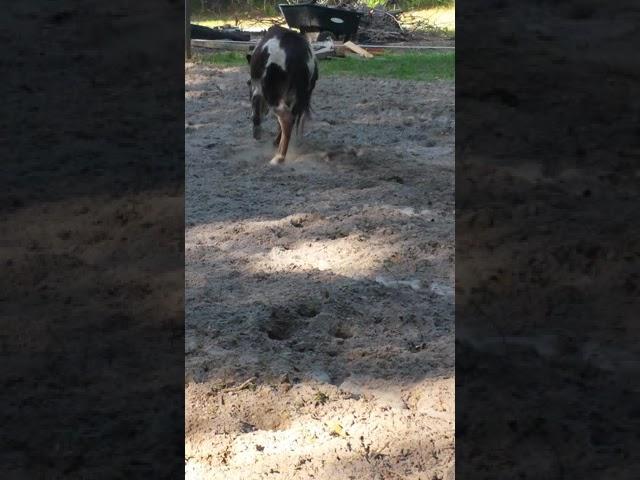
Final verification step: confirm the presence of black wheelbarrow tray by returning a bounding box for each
[279,3,363,41]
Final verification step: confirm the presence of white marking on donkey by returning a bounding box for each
[246,26,318,165]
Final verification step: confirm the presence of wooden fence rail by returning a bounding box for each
[191,39,454,52]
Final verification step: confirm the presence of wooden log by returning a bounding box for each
[191,24,250,41]
[365,47,386,55]
[357,43,455,50]
[343,41,374,59]
[192,39,256,51]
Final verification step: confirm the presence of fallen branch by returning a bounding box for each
[219,377,257,393]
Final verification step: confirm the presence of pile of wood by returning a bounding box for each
[319,0,407,43]
[355,6,406,43]
[191,24,250,42]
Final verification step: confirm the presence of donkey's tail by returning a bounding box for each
[292,61,315,137]
[295,108,313,137]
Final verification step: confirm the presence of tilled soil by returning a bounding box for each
[185,63,454,479]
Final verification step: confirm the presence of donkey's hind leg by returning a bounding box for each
[270,109,294,165]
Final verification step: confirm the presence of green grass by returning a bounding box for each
[322,51,454,81]
[195,50,454,81]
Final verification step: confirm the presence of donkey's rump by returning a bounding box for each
[247,26,318,165]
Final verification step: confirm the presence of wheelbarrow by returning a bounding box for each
[279,2,363,42]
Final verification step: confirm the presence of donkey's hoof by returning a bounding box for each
[269,154,285,165]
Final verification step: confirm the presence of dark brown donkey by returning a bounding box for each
[246,26,318,165]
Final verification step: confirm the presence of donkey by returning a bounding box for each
[246,26,318,165]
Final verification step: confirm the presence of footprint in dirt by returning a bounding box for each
[330,323,354,340]
[261,300,322,341]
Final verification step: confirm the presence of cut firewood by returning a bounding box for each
[343,41,374,59]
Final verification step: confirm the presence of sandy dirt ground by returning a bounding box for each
[185,62,455,479]
[2,1,185,476]
[455,1,640,478]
